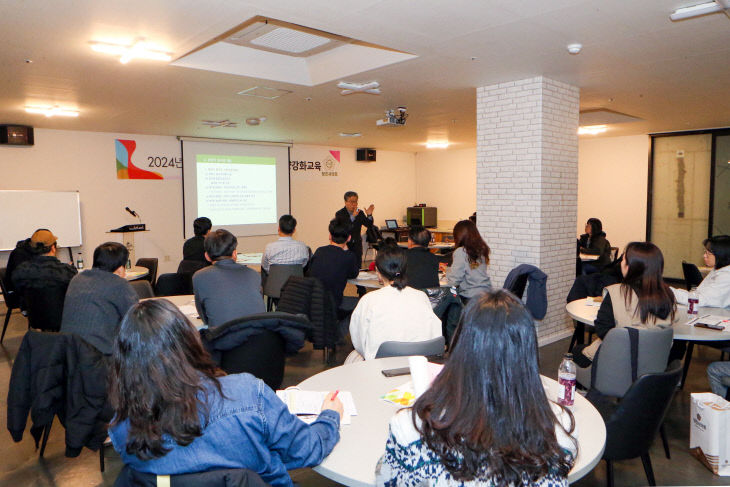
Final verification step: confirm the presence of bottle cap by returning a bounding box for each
[564,353,573,360]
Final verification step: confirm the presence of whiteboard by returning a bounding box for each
[0,190,82,251]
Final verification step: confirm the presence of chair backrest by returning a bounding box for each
[155,273,189,296]
[508,273,529,299]
[219,329,286,390]
[177,259,208,294]
[130,280,155,299]
[591,326,674,397]
[24,286,67,331]
[263,264,304,299]
[375,336,446,359]
[603,364,682,461]
[682,261,704,290]
[610,246,619,262]
[114,464,271,487]
[0,267,19,310]
[135,258,158,284]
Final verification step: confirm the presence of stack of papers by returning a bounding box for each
[276,389,357,425]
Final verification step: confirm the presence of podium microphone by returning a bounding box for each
[125,207,139,218]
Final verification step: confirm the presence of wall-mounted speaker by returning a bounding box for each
[0,125,34,145]
[356,148,376,162]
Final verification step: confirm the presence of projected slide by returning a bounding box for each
[196,154,277,225]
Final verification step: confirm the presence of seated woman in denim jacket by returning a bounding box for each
[108,299,342,487]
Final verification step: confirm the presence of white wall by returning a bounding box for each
[414,147,476,228]
[0,129,416,275]
[290,145,416,248]
[577,135,650,251]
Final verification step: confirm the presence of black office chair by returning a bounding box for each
[130,280,155,299]
[681,261,704,290]
[263,264,304,312]
[155,273,189,296]
[177,259,208,294]
[114,465,270,487]
[0,268,23,343]
[219,329,286,390]
[598,364,682,487]
[135,258,158,285]
[375,336,446,359]
[24,285,67,332]
[201,312,312,390]
[507,273,529,299]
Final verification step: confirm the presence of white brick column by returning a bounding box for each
[476,77,579,343]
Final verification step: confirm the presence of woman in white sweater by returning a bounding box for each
[673,235,730,308]
[348,246,443,361]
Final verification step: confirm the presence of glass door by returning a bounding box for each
[650,134,711,279]
[711,134,730,236]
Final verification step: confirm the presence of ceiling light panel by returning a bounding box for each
[237,86,293,100]
[26,105,79,117]
[250,27,330,54]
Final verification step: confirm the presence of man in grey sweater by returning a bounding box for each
[61,242,138,355]
[193,229,265,327]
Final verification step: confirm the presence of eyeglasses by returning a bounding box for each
[704,249,714,256]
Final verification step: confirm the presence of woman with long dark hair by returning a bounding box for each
[347,246,442,362]
[376,290,576,485]
[574,241,677,366]
[672,235,730,308]
[446,220,492,301]
[108,299,342,485]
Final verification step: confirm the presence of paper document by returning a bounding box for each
[690,315,730,329]
[276,389,357,425]
[356,271,378,280]
[178,304,198,316]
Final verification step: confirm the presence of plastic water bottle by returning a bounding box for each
[76,253,84,270]
[558,353,576,407]
[688,286,699,315]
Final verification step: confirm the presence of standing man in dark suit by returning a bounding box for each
[405,226,440,289]
[334,191,374,266]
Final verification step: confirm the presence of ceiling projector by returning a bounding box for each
[376,107,408,127]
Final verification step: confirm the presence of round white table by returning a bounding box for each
[566,298,730,387]
[348,271,448,290]
[566,298,730,342]
[143,294,204,329]
[80,265,148,281]
[298,357,606,486]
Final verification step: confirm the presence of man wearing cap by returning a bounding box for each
[11,229,77,310]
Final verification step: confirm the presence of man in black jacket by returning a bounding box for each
[406,226,440,289]
[12,229,77,311]
[307,219,360,310]
[334,191,374,266]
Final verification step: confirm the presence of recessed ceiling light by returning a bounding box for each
[670,1,728,20]
[339,132,362,137]
[426,141,449,149]
[25,105,79,117]
[90,38,172,64]
[237,86,293,100]
[566,43,582,55]
[250,27,330,54]
[245,117,267,126]
[201,119,238,128]
[578,125,607,135]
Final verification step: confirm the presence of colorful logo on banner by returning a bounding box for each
[289,150,340,178]
[115,139,163,180]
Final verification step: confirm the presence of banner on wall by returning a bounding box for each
[115,138,182,180]
[289,150,340,180]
